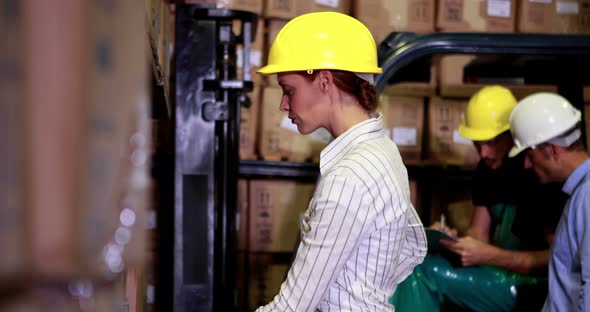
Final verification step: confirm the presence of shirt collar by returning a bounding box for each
[562,158,590,195]
[319,113,385,175]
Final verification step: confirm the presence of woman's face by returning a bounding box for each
[276,72,328,135]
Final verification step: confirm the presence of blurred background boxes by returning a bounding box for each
[517,0,590,34]
[0,0,28,285]
[247,254,290,311]
[182,0,264,14]
[258,87,328,162]
[437,0,516,32]
[241,86,262,160]
[354,0,436,43]
[426,97,479,166]
[0,0,150,309]
[438,54,557,99]
[248,180,315,252]
[26,0,148,279]
[381,95,426,165]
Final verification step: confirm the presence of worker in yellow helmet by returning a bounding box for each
[255,12,427,311]
[391,86,566,312]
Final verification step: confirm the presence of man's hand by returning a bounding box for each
[440,236,494,267]
[430,222,458,237]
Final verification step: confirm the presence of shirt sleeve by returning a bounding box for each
[575,185,590,311]
[255,173,374,312]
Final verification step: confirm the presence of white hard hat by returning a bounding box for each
[509,92,582,157]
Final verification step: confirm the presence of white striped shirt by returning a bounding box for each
[256,114,427,312]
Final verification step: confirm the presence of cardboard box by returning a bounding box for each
[258,87,292,160]
[297,0,352,15]
[426,97,479,166]
[238,179,249,251]
[182,0,264,14]
[264,19,289,88]
[439,55,558,98]
[249,180,315,252]
[0,0,28,283]
[437,0,516,32]
[240,85,261,160]
[27,0,149,278]
[517,0,590,34]
[354,0,436,43]
[381,95,425,164]
[264,0,297,19]
[248,254,290,310]
[83,0,150,277]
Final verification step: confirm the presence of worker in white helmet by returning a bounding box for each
[509,92,590,312]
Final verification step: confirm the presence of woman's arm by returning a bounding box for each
[256,174,374,312]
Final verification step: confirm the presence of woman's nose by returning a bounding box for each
[279,97,289,112]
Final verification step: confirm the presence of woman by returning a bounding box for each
[255,12,426,311]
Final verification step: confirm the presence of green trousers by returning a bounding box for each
[390,254,546,312]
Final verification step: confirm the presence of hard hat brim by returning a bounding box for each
[508,145,527,158]
[458,123,509,142]
[257,65,383,75]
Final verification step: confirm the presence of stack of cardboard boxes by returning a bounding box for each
[0,0,151,311]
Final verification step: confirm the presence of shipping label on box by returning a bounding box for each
[249,180,315,252]
[381,95,425,164]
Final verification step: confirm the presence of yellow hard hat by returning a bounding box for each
[257,12,382,75]
[458,85,517,141]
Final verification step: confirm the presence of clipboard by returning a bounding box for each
[425,228,458,252]
[425,228,461,267]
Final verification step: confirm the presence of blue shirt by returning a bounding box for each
[543,159,590,312]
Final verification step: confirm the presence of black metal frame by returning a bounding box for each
[172,6,257,312]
